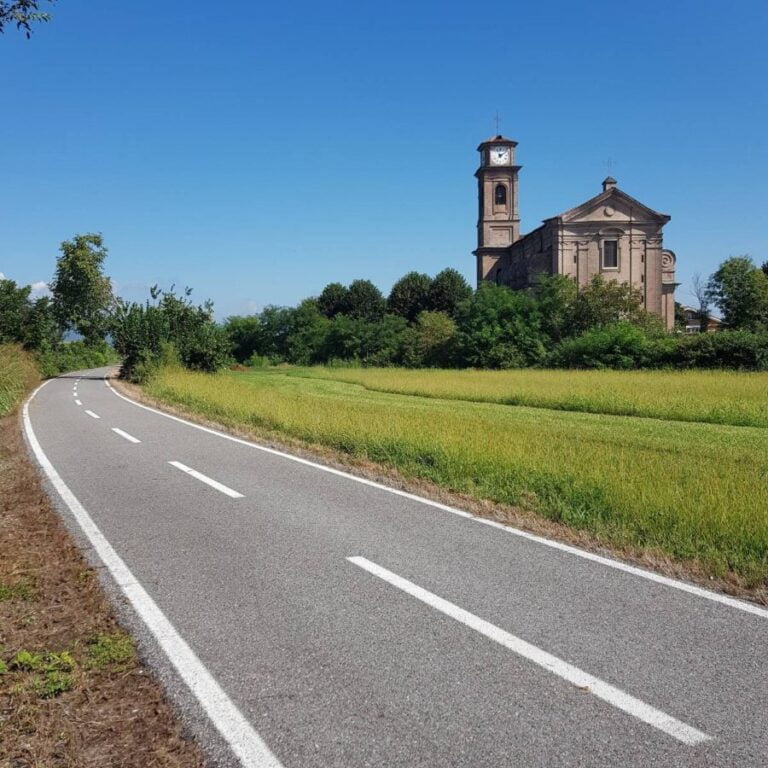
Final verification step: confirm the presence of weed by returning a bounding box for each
[0,578,35,601]
[86,631,135,669]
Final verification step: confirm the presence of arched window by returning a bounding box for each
[494,184,507,206]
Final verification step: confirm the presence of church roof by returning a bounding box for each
[477,134,518,150]
[546,183,671,224]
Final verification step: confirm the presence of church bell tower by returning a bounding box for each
[473,135,521,286]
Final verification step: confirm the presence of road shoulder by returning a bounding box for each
[1,387,206,768]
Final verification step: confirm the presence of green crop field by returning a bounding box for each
[145,365,768,587]
[285,367,768,428]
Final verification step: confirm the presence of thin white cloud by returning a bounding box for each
[30,281,51,297]
[0,272,5,280]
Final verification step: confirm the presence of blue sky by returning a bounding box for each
[1,0,766,317]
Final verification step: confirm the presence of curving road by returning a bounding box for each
[23,368,768,767]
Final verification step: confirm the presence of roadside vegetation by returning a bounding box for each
[145,365,768,591]
[0,345,205,766]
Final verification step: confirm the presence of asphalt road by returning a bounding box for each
[23,368,768,767]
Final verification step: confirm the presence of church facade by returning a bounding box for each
[473,136,678,329]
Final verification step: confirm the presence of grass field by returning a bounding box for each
[146,366,768,588]
[286,367,768,428]
[0,345,40,416]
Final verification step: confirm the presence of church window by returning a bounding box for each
[602,240,619,269]
[495,268,502,285]
[494,184,507,206]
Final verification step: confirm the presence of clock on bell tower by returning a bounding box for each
[473,134,521,286]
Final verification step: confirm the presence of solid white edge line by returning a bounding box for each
[85,409,100,419]
[104,376,768,621]
[111,427,141,444]
[23,381,283,768]
[168,460,244,499]
[348,556,710,746]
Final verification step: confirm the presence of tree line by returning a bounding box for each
[2,233,768,379]
[224,257,768,371]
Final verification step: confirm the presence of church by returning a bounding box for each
[473,136,678,329]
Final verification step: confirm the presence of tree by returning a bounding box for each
[454,283,547,368]
[0,0,54,37]
[50,234,114,344]
[532,274,578,343]
[223,315,262,363]
[428,268,473,318]
[572,275,656,334]
[346,279,386,322]
[23,296,60,351]
[690,272,711,333]
[387,271,433,322]
[705,256,768,332]
[317,282,350,318]
[286,299,329,364]
[320,314,406,365]
[761,261,768,279]
[400,311,457,367]
[0,278,32,343]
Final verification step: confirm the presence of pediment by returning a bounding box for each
[551,188,670,225]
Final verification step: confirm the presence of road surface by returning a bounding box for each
[23,369,768,767]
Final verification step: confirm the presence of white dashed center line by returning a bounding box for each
[85,410,100,419]
[112,428,141,444]
[75,399,82,406]
[168,461,244,498]
[348,556,711,747]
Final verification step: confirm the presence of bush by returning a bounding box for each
[36,340,119,379]
[548,323,673,370]
[111,287,229,381]
[667,330,768,370]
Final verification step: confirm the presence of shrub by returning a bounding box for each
[548,323,672,369]
[36,340,118,378]
[667,330,768,370]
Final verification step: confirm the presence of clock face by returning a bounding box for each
[490,146,510,165]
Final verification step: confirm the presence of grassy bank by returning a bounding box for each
[0,345,40,416]
[286,366,768,428]
[145,366,768,589]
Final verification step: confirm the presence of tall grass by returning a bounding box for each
[286,367,768,428]
[0,345,40,416]
[147,366,768,587]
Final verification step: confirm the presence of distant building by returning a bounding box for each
[679,305,724,334]
[473,136,679,330]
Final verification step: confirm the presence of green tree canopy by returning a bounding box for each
[50,234,114,345]
[572,275,658,334]
[387,271,433,323]
[317,282,350,318]
[400,311,457,368]
[347,279,386,321]
[706,256,768,332]
[454,283,547,368]
[532,274,578,343]
[0,0,54,37]
[0,278,32,344]
[428,268,473,317]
